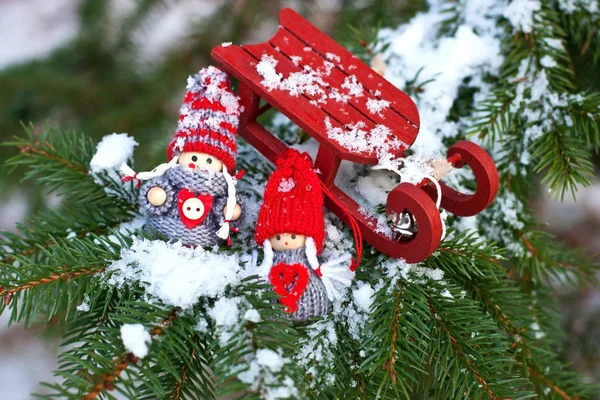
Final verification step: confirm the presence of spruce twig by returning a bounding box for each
[84,309,179,400]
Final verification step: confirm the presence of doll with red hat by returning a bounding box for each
[255,149,358,321]
[120,66,243,247]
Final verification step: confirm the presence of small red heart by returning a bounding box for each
[269,263,309,313]
[177,189,213,229]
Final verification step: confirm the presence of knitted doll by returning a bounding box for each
[121,67,243,247]
[255,149,357,321]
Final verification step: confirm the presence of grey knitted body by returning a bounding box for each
[271,248,330,321]
[139,166,242,247]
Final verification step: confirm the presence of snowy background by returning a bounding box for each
[1,0,599,398]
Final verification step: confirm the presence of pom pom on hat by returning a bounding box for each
[167,66,241,171]
[255,149,325,254]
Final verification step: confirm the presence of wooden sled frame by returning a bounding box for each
[212,8,499,263]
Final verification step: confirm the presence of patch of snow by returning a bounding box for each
[352,282,375,312]
[76,301,90,312]
[296,320,338,389]
[278,177,296,193]
[503,0,541,33]
[196,318,209,333]
[325,224,342,244]
[325,118,406,164]
[256,348,286,373]
[106,238,244,309]
[341,75,363,98]
[209,297,241,328]
[290,55,302,66]
[256,54,367,106]
[366,98,391,116]
[120,323,152,359]
[244,309,261,323]
[238,348,297,400]
[540,55,557,69]
[90,133,138,173]
[325,52,341,62]
[256,55,283,91]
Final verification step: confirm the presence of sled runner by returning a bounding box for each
[212,8,498,263]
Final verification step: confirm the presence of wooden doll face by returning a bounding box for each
[269,233,306,251]
[178,152,223,172]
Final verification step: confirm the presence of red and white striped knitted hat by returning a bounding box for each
[167,66,241,171]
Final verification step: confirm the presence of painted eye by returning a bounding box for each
[276,235,281,241]
[191,155,198,162]
[291,234,296,239]
[207,158,213,164]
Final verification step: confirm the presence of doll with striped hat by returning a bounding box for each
[121,66,243,247]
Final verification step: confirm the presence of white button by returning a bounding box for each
[182,198,205,220]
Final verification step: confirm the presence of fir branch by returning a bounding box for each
[4,126,137,205]
[532,129,595,200]
[425,231,505,281]
[382,289,403,384]
[518,230,598,286]
[469,277,592,400]
[17,142,89,175]
[423,282,534,399]
[213,279,302,399]
[358,281,431,399]
[0,215,132,266]
[84,309,178,400]
[0,266,104,303]
[170,340,196,400]
[426,299,498,400]
[527,367,579,400]
[0,235,124,326]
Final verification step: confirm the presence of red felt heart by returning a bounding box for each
[177,189,213,229]
[269,262,309,313]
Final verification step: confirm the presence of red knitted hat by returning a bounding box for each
[255,149,325,254]
[167,66,240,171]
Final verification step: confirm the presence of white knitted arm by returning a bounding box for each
[319,254,355,301]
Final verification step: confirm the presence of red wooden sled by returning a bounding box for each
[212,8,499,263]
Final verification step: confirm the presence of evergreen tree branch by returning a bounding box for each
[17,142,89,175]
[358,280,431,399]
[382,289,404,384]
[426,299,498,399]
[84,309,178,400]
[469,278,591,400]
[424,282,534,399]
[0,266,104,304]
[0,217,131,266]
[527,367,579,400]
[169,339,196,400]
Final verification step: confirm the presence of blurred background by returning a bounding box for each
[0,0,597,397]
